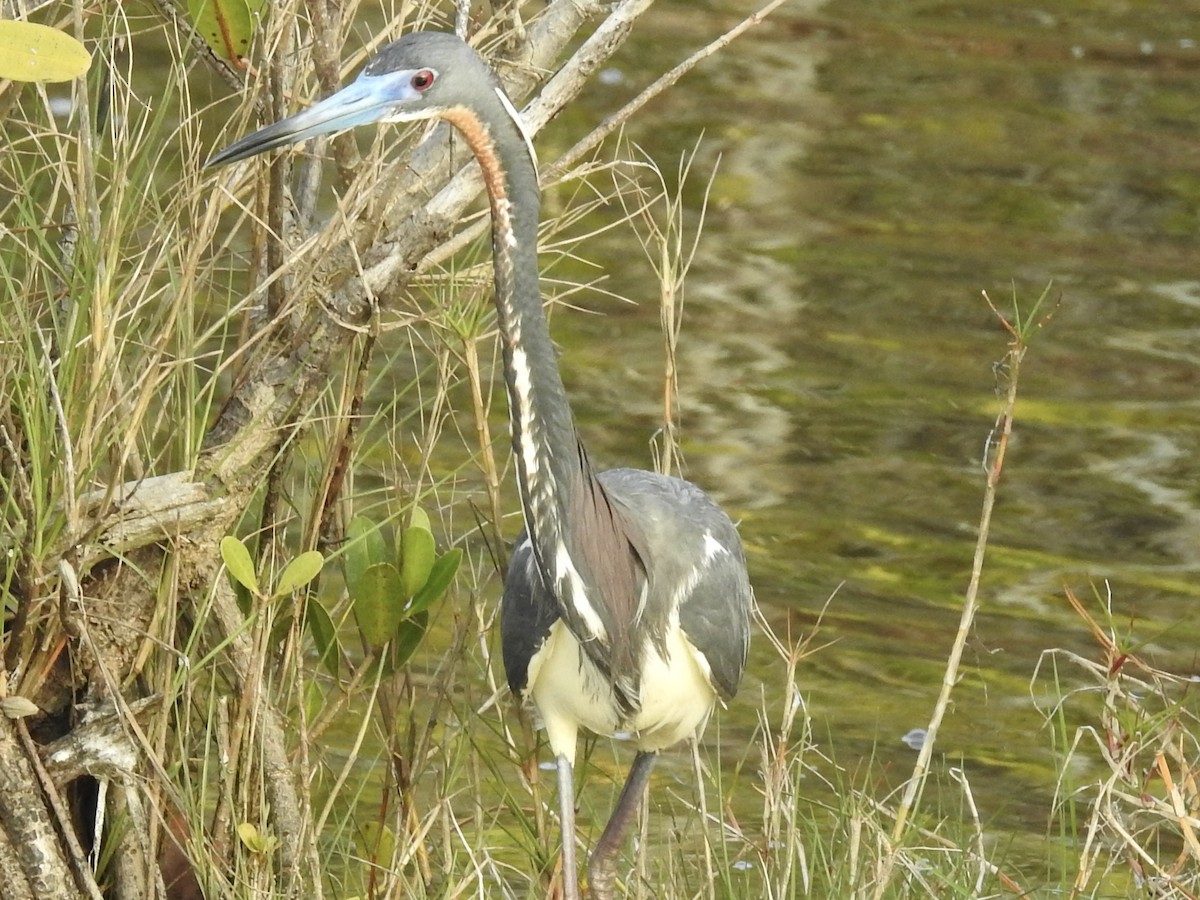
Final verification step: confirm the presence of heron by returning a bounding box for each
[208,31,753,900]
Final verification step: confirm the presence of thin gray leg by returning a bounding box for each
[557,754,580,900]
[587,750,658,900]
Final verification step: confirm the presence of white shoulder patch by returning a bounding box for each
[702,531,729,561]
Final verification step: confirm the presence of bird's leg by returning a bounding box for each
[587,750,658,900]
[556,753,580,900]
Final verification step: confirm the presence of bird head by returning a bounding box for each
[206,32,496,167]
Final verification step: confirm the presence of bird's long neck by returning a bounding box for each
[444,103,578,533]
[447,97,644,679]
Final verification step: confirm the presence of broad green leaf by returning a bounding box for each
[236,822,277,854]
[409,548,463,615]
[409,507,431,534]
[267,611,294,652]
[236,822,259,851]
[352,563,404,648]
[396,508,431,562]
[305,597,340,679]
[0,21,90,82]
[344,516,387,598]
[188,0,264,63]
[398,526,435,600]
[356,821,396,868]
[220,536,259,595]
[274,550,324,596]
[303,679,324,725]
[388,612,428,671]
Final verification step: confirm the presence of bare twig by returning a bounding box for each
[876,284,1055,895]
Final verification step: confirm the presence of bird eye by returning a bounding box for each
[411,69,436,91]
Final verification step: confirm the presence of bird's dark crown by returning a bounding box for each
[362,32,503,112]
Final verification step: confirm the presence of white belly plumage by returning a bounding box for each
[526,619,718,766]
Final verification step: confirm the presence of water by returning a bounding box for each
[535,0,1200,869]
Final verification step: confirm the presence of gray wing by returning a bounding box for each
[676,525,752,701]
[600,468,752,701]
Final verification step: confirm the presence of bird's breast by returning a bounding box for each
[627,621,720,751]
[525,617,720,762]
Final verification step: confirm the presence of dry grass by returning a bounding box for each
[1032,585,1200,899]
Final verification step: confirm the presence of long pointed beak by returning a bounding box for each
[206,70,423,168]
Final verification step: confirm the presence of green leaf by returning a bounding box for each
[398,526,436,600]
[236,822,279,854]
[352,563,404,648]
[267,611,294,652]
[388,612,428,671]
[220,536,259,595]
[0,21,90,83]
[409,548,462,615]
[305,597,340,679]
[188,0,262,63]
[303,679,324,726]
[396,508,431,562]
[356,821,396,868]
[274,550,324,597]
[344,516,386,599]
[409,507,432,534]
[236,821,260,850]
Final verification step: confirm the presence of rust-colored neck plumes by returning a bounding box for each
[448,95,646,705]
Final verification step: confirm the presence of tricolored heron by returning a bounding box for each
[208,31,753,900]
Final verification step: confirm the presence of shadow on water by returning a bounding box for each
[537,0,1200,869]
